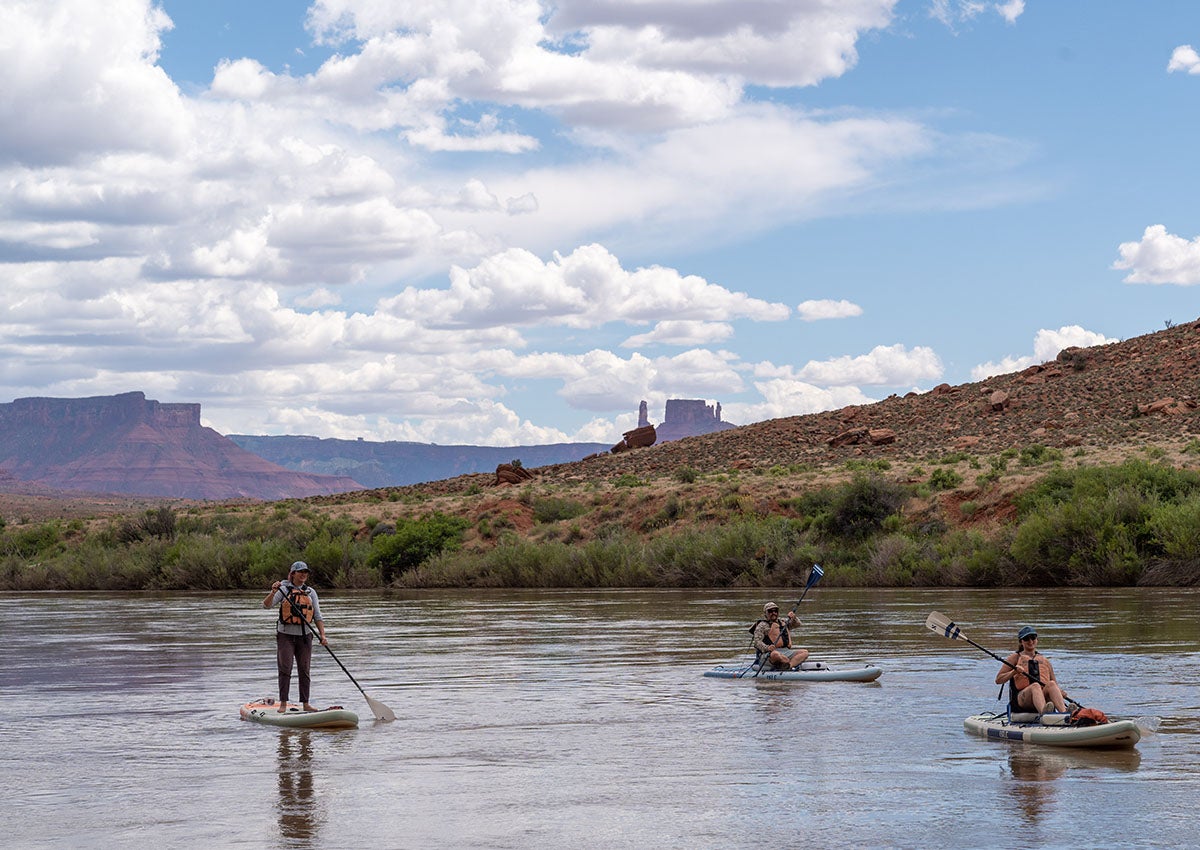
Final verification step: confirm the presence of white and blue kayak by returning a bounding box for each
[704,660,883,683]
[964,711,1140,748]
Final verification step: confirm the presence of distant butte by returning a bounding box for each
[647,399,737,443]
[0,392,361,500]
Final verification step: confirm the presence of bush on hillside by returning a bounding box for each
[367,512,470,583]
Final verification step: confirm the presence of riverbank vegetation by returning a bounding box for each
[3,444,1200,591]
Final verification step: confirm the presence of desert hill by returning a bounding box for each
[347,318,1199,502]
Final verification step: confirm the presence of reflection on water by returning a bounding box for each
[1004,745,1144,828]
[277,731,319,845]
[1,587,1197,848]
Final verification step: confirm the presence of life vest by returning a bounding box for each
[748,619,789,649]
[280,584,315,626]
[1012,655,1041,691]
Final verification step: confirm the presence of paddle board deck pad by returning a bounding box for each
[240,699,358,729]
[704,661,883,682]
[964,712,1140,748]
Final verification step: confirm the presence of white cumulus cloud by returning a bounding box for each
[1168,45,1200,74]
[1112,224,1200,285]
[796,299,864,321]
[380,243,790,330]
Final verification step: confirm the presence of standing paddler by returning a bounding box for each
[262,561,327,713]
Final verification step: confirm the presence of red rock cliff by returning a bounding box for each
[0,392,362,500]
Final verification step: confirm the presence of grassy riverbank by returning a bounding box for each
[4,442,1200,591]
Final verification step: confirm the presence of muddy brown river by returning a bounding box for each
[3,588,1196,848]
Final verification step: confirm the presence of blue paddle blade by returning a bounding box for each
[807,564,824,586]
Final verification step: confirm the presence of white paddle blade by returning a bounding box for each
[925,611,964,640]
[366,694,397,722]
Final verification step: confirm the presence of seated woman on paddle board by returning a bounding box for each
[995,626,1067,713]
[751,602,810,670]
[262,561,327,713]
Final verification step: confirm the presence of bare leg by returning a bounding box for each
[1018,684,1047,713]
[787,648,810,668]
[1044,682,1066,712]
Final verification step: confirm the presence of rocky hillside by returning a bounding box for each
[378,318,1200,499]
[0,392,361,500]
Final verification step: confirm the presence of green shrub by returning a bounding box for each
[532,497,588,524]
[367,513,470,583]
[1,521,65,559]
[928,468,964,490]
[1019,444,1063,467]
[812,474,909,540]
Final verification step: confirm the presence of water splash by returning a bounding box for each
[1132,715,1161,734]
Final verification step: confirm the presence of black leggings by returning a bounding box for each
[276,632,314,704]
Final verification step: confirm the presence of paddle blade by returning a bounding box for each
[365,693,396,722]
[925,611,964,640]
[807,564,824,588]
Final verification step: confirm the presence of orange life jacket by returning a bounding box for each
[280,585,315,626]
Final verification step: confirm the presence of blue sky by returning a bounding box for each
[1,0,1198,445]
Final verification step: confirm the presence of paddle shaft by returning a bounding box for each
[928,614,1081,709]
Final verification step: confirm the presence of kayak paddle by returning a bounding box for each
[744,564,824,678]
[924,611,1081,710]
[287,588,397,722]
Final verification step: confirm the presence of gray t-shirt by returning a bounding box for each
[268,580,324,636]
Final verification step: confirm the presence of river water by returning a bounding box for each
[2,588,1197,849]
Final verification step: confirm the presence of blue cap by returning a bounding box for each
[1017,626,1037,640]
[289,561,309,574]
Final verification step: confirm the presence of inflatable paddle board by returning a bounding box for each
[964,711,1140,748]
[704,661,883,682]
[239,699,358,729]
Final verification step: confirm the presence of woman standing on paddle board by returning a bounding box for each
[262,561,327,713]
[995,626,1067,714]
[751,602,810,670]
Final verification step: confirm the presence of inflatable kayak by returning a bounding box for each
[964,711,1140,748]
[239,699,358,729]
[704,660,883,682]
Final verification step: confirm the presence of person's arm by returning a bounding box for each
[263,581,282,608]
[751,623,773,654]
[995,652,1021,685]
[309,591,327,644]
[785,612,799,646]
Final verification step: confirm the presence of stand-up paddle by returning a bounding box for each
[743,564,825,678]
[287,588,397,722]
[924,611,1082,710]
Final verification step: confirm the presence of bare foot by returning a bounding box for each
[303,704,317,712]
[277,702,289,713]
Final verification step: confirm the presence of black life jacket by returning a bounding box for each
[280,583,315,626]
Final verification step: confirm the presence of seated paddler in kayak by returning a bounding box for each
[751,602,810,671]
[995,626,1067,714]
